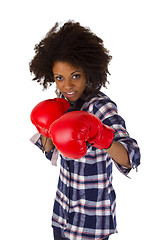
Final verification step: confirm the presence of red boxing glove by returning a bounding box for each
[49,111,115,159]
[30,98,70,138]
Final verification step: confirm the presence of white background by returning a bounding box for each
[0,0,160,239]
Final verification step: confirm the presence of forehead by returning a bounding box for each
[53,61,82,74]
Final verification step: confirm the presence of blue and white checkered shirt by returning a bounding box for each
[31,91,140,239]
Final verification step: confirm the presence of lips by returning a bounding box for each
[67,91,75,95]
[65,91,77,98]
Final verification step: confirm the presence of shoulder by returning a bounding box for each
[82,91,118,118]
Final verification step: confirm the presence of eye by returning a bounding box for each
[73,74,80,79]
[55,76,63,81]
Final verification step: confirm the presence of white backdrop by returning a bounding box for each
[1,0,160,239]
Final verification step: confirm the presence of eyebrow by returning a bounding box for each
[71,70,81,75]
[54,70,81,76]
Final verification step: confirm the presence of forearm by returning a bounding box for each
[41,135,54,153]
[106,141,132,168]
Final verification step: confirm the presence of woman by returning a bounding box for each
[30,21,140,240]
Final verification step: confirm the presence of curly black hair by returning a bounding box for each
[29,20,112,94]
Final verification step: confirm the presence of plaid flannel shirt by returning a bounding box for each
[31,91,140,240]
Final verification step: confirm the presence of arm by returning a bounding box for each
[30,132,58,165]
[106,141,131,168]
[49,110,140,171]
[88,96,140,173]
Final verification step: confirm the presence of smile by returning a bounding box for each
[67,92,75,95]
[64,91,77,99]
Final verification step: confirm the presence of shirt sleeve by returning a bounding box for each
[90,97,141,176]
[30,133,59,166]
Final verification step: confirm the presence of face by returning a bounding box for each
[53,61,86,101]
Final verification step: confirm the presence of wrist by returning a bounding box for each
[41,135,54,153]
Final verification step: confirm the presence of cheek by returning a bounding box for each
[55,81,62,90]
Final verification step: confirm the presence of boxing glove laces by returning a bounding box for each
[49,111,115,159]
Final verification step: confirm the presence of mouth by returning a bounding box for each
[64,91,77,99]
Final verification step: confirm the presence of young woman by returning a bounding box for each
[30,21,140,240]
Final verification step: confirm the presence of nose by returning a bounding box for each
[63,79,74,90]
